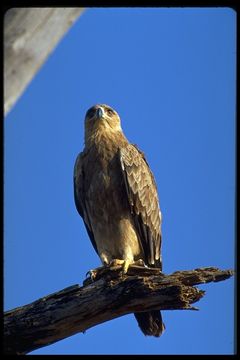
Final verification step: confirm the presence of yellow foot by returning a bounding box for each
[109,259,131,274]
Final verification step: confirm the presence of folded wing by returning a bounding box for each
[119,144,162,269]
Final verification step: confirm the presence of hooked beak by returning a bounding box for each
[96,107,104,119]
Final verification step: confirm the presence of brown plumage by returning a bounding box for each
[74,104,165,337]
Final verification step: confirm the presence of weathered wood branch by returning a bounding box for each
[4,266,233,355]
[4,7,85,115]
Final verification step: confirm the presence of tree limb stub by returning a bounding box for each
[4,266,234,355]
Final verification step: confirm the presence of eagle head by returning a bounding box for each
[84,104,122,144]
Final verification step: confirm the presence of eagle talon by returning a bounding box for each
[86,269,98,281]
[134,259,147,267]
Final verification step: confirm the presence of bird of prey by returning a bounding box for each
[74,104,165,337]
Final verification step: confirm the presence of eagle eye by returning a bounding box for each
[86,108,96,120]
[107,108,114,116]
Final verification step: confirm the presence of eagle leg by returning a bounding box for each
[109,258,131,274]
[123,259,131,274]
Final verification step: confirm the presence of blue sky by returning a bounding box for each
[4,8,236,355]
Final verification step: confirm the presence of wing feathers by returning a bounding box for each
[73,152,98,254]
[119,144,162,268]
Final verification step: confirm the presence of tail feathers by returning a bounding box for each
[134,311,165,337]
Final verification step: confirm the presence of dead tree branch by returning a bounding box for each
[4,266,234,355]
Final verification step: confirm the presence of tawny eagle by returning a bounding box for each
[74,104,165,337]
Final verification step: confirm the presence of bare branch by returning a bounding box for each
[4,266,234,355]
